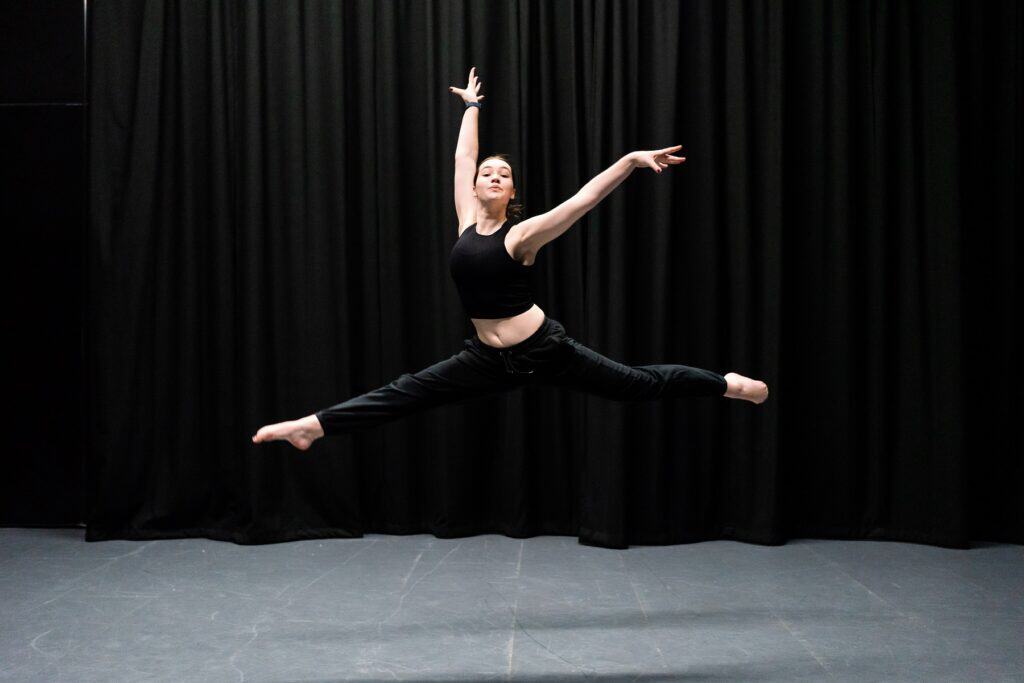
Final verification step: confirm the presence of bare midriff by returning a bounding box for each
[471,304,546,349]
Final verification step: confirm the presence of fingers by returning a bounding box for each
[450,67,482,97]
[634,147,687,172]
[647,153,685,173]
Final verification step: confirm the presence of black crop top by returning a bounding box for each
[449,220,536,319]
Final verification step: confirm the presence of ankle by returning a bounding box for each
[724,372,743,398]
[296,417,323,438]
[300,415,325,439]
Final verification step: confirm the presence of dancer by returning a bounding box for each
[253,66,768,451]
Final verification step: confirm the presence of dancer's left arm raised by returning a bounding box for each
[518,145,685,254]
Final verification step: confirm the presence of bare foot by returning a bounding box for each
[723,372,769,404]
[251,415,325,451]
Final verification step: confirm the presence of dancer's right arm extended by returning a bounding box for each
[450,67,485,228]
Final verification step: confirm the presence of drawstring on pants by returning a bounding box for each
[499,349,534,374]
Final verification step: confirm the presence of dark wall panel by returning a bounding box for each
[0,0,86,525]
[0,0,85,103]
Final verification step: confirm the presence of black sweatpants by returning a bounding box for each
[314,316,728,437]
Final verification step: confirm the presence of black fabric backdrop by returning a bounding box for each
[86,0,1020,548]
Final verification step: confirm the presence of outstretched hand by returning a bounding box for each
[449,66,485,104]
[630,145,686,173]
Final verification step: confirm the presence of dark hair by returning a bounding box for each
[475,154,525,223]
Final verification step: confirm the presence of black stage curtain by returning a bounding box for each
[86,1,1021,548]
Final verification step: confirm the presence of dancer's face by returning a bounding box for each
[474,160,515,207]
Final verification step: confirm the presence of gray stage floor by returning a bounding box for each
[0,529,1020,681]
